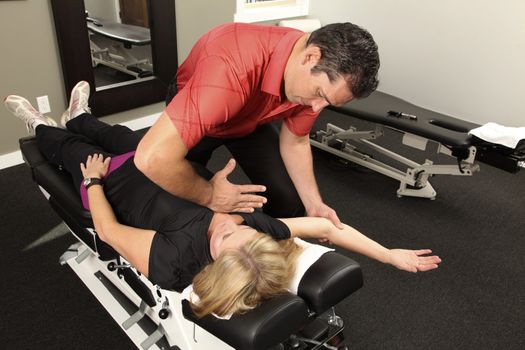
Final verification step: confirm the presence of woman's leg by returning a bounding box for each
[225,123,305,218]
[186,136,224,180]
[35,125,111,191]
[66,113,143,155]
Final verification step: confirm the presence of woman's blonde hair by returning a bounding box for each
[191,232,302,318]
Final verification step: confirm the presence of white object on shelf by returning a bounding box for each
[234,0,309,23]
[278,18,321,32]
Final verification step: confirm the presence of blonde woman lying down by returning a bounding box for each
[4,89,441,318]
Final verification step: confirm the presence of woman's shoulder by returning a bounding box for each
[238,211,291,240]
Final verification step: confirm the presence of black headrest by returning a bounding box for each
[182,293,309,350]
[298,251,363,314]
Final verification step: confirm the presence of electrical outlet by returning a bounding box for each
[36,95,51,114]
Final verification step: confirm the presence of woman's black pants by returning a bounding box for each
[37,113,305,217]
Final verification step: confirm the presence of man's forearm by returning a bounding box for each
[280,138,322,208]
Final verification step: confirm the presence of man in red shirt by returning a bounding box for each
[135,22,379,227]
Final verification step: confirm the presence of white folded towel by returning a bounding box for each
[469,122,525,149]
[287,238,334,294]
[181,284,233,320]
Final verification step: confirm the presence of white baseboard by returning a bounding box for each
[0,113,159,170]
[118,113,158,131]
[0,151,24,170]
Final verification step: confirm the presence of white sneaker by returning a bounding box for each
[4,95,57,134]
[61,80,91,128]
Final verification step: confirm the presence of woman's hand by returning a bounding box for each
[80,153,111,179]
[387,249,441,273]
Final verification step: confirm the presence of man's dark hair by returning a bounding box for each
[307,22,380,99]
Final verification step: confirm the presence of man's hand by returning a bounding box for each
[81,153,111,179]
[387,249,442,273]
[306,202,343,230]
[209,159,267,213]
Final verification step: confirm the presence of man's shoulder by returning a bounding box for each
[207,22,299,45]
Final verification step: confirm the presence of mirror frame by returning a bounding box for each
[50,0,178,116]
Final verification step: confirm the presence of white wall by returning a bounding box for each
[84,0,120,22]
[175,0,235,62]
[308,0,525,127]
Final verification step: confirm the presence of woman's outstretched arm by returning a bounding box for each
[278,217,441,273]
[81,153,155,276]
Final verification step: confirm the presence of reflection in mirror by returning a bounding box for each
[51,0,177,117]
[84,0,154,91]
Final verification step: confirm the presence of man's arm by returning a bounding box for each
[135,112,213,206]
[279,123,342,228]
[279,217,442,273]
[135,112,266,212]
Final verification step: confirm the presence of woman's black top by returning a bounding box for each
[105,159,291,292]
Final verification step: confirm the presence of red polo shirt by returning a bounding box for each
[165,23,319,149]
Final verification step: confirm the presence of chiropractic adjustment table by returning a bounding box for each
[20,137,364,350]
[311,91,525,199]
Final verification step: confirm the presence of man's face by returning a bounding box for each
[284,47,354,113]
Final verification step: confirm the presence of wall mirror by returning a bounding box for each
[51,0,178,116]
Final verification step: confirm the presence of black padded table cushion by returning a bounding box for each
[19,136,91,226]
[183,252,363,349]
[19,137,313,350]
[327,91,525,171]
[329,90,480,150]
[19,136,365,350]
[19,136,119,259]
[182,294,309,350]
[297,252,363,314]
